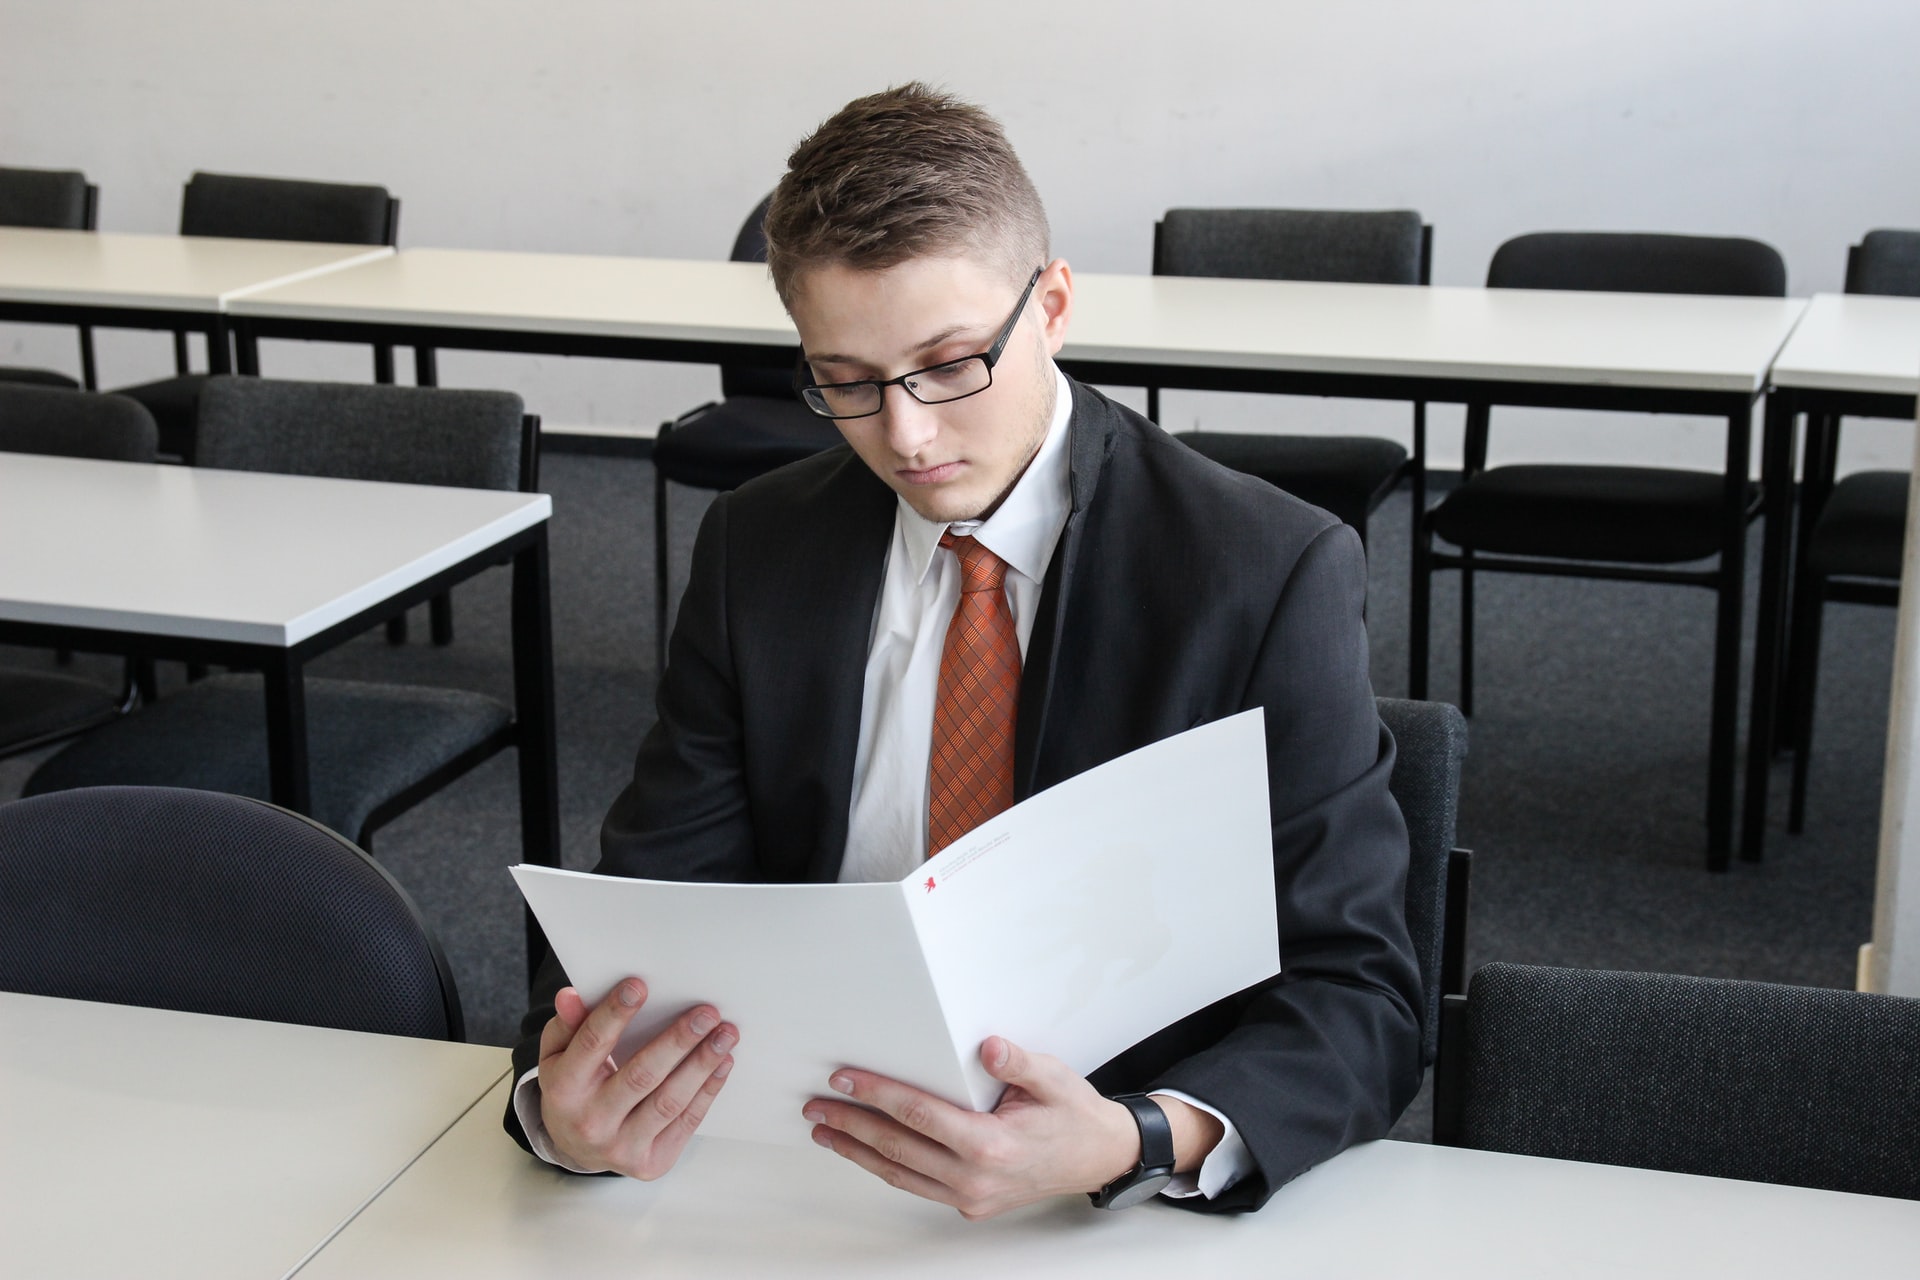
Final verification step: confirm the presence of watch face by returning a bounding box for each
[1103,1171,1175,1210]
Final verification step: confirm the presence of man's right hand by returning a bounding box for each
[536,978,737,1179]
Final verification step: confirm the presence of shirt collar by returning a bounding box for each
[897,366,1074,587]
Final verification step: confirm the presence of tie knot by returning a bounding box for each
[939,532,1009,594]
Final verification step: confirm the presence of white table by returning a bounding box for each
[229,250,1805,866]
[1741,294,1920,861]
[0,227,393,382]
[0,992,507,1280]
[0,453,557,865]
[296,1073,1920,1279]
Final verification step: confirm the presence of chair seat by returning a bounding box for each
[1179,433,1408,529]
[113,373,207,459]
[1808,470,1907,582]
[24,674,513,842]
[0,366,81,390]
[1431,464,1756,564]
[0,668,121,755]
[654,396,845,492]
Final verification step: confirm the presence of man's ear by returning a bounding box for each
[1036,258,1074,355]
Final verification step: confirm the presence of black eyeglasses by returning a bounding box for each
[796,267,1045,420]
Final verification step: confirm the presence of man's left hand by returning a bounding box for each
[803,1036,1165,1219]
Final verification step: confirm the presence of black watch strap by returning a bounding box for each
[1089,1093,1177,1210]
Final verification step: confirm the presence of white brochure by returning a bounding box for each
[510,707,1279,1147]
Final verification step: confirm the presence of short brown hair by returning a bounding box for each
[764,83,1050,305]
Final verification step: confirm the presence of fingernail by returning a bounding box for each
[714,1057,733,1080]
[829,1073,854,1095]
[710,1029,736,1054]
[689,1011,717,1036]
[618,982,641,1007]
[812,1128,834,1149]
[803,1106,824,1123]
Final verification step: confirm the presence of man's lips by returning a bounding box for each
[897,461,963,485]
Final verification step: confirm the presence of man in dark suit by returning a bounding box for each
[506,84,1422,1216]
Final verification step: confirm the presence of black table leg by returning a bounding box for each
[261,653,312,817]
[233,319,261,377]
[1706,403,1754,870]
[1741,391,1801,862]
[512,526,562,979]
[207,317,233,375]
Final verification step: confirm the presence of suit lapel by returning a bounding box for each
[798,458,896,881]
[1014,379,1115,798]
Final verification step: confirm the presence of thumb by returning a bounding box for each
[980,1035,1059,1097]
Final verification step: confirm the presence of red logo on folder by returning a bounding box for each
[924,876,937,893]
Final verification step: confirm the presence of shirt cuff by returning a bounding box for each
[1148,1090,1251,1200]
[512,1066,605,1174]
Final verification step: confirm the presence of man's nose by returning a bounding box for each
[879,383,939,457]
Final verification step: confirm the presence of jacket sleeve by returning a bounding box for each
[1140,520,1424,1212]
[505,492,762,1155]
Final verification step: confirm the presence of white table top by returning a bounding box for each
[299,1073,1920,1280]
[1768,291,1920,397]
[1067,273,1806,393]
[0,228,393,313]
[0,453,550,646]
[227,245,798,345]
[230,248,1805,395]
[0,992,507,1280]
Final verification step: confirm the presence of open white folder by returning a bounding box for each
[510,708,1279,1147]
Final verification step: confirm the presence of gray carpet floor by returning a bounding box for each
[0,449,1893,1140]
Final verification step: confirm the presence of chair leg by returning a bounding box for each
[430,593,455,646]
[1785,579,1826,835]
[1459,549,1475,717]
[655,467,671,675]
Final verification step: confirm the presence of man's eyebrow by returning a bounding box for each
[805,321,987,372]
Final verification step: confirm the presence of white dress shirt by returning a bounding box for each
[518,367,1251,1199]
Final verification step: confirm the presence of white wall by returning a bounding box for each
[4,0,1918,471]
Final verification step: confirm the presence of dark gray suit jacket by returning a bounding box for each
[507,378,1423,1212]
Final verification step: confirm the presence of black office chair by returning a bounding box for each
[1151,208,1431,550]
[652,193,844,669]
[1783,229,1920,831]
[0,384,158,756]
[0,165,99,390]
[22,377,538,851]
[110,172,406,465]
[1432,962,1920,1200]
[1414,232,1786,869]
[0,786,462,1039]
[1376,696,1472,1067]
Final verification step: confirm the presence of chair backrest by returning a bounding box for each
[720,192,793,401]
[1440,962,1920,1199]
[0,165,96,230]
[195,376,530,491]
[1487,232,1787,297]
[0,786,462,1039]
[179,170,397,246]
[1377,696,1469,1064]
[1155,208,1429,285]
[1847,230,1920,297]
[0,384,157,461]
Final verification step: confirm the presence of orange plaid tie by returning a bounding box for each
[927,532,1021,857]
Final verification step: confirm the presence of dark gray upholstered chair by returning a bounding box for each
[1152,209,1431,549]
[1784,229,1920,831]
[0,786,462,1039]
[111,172,402,464]
[0,165,99,390]
[652,193,844,669]
[1433,963,1920,1200]
[22,377,537,849]
[1376,696,1472,1067]
[0,384,157,756]
[1414,232,1786,869]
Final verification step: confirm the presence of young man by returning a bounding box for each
[506,84,1422,1216]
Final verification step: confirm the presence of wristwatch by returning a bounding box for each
[1088,1093,1176,1209]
